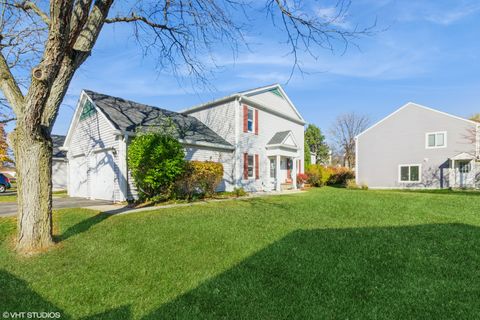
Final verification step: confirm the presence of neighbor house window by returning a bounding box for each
[248,155,254,178]
[399,165,421,183]
[247,109,254,132]
[426,132,446,148]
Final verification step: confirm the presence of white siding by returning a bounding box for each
[67,97,122,201]
[236,101,305,191]
[183,100,236,145]
[185,96,305,192]
[247,91,301,120]
[52,160,68,190]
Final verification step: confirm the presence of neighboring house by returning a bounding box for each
[182,84,306,193]
[62,84,305,201]
[52,135,68,190]
[356,102,479,189]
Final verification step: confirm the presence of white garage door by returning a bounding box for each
[90,150,115,201]
[69,156,88,198]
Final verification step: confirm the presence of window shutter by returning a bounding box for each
[255,154,259,179]
[255,109,259,135]
[243,105,248,133]
[243,153,248,179]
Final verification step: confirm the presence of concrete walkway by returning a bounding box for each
[0,189,305,218]
[0,197,114,217]
[90,189,305,216]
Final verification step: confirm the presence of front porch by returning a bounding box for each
[449,153,478,189]
[266,131,302,192]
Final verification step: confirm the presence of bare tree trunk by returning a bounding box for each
[10,123,53,252]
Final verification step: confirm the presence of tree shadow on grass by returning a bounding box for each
[145,223,480,320]
[3,224,480,319]
[0,269,131,319]
[55,212,111,242]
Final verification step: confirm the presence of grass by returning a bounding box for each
[1,187,480,319]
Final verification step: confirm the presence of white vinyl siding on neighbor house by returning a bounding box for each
[399,164,421,183]
[426,131,447,149]
[67,96,121,201]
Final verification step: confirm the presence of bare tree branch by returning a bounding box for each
[12,1,51,25]
[0,51,24,113]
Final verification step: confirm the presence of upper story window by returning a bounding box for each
[426,132,446,149]
[80,100,97,121]
[243,105,258,135]
[247,108,254,132]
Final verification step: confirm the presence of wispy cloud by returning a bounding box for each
[315,6,351,29]
[396,1,480,25]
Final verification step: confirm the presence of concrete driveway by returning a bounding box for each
[0,197,114,217]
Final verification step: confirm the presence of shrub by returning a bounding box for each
[233,187,247,197]
[128,132,185,201]
[305,164,332,187]
[296,173,308,185]
[345,179,368,190]
[176,161,224,198]
[328,167,355,186]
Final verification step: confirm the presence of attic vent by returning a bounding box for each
[80,100,97,121]
[270,88,284,99]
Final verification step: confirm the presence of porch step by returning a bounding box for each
[280,183,294,191]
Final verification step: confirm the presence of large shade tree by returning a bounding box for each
[0,0,371,253]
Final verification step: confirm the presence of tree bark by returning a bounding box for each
[10,123,53,252]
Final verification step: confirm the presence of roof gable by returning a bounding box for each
[356,102,478,139]
[241,84,304,122]
[267,130,298,148]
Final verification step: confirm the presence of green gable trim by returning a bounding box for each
[270,88,284,99]
[80,100,97,121]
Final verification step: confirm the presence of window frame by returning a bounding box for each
[398,164,422,183]
[247,154,254,178]
[425,131,447,149]
[247,108,254,133]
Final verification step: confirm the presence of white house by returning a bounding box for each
[62,84,306,201]
[182,84,306,193]
[52,135,68,190]
[356,102,480,189]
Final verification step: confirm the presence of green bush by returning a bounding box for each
[128,132,185,201]
[305,164,331,187]
[328,167,355,186]
[176,161,224,199]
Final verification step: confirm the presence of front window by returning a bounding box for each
[248,155,254,178]
[399,165,421,183]
[247,109,254,132]
[270,159,276,178]
[426,132,446,148]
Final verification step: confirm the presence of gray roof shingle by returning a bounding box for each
[267,131,291,145]
[52,135,66,158]
[84,90,233,149]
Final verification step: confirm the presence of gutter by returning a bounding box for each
[114,130,234,152]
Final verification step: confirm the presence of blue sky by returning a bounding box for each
[49,0,480,140]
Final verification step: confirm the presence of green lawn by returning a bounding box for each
[1,188,480,319]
